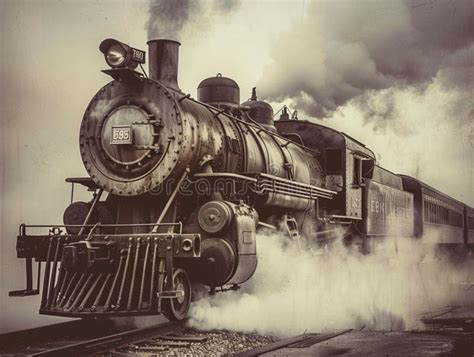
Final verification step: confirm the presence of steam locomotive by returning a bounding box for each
[10,39,474,321]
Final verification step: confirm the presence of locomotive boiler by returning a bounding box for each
[10,38,474,321]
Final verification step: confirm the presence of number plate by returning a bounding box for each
[111,125,132,145]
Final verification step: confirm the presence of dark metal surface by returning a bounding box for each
[401,174,472,244]
[147,39,181,91]
[197,73,240,108]
[13,227,200,318]
[241,87,275,130]
[363,179,414,236]
[65,177,99,189]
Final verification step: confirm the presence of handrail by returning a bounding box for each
[19,222,183,235]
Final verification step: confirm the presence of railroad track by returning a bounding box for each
[2,304,474,356]
[92,326,277,356]
[35,321,183,356]
[0,320,277,356]
[234,329,353,357]
[0,319,120,355]
[15,325,350,356]
[0,319,180,356]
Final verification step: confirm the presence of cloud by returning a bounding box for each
[258,0,474,119]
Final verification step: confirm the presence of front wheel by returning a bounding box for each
[162,269,192,321]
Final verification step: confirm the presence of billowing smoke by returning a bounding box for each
[146,0,240,40]
[189,233,472,336]
[258,0,474,120]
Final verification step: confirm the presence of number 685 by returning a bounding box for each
[113,129,129,140]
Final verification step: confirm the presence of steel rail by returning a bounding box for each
[28,321,183,357]
[235,329,352,357]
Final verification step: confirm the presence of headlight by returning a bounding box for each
[99,38,145,70]
[106,44,127,67]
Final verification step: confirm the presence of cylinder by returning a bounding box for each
[147,39,180,91]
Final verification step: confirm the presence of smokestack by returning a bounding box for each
[147,39,180,91]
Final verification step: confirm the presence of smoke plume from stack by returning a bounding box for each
[146,0,239,40]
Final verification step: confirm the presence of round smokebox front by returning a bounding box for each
[80,80,183,195]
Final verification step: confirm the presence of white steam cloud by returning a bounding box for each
[190,233,471,336]
[258,0,474,121]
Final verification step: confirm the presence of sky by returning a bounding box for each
[0,0,472,333]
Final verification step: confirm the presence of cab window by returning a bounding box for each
[353,157,362,185]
